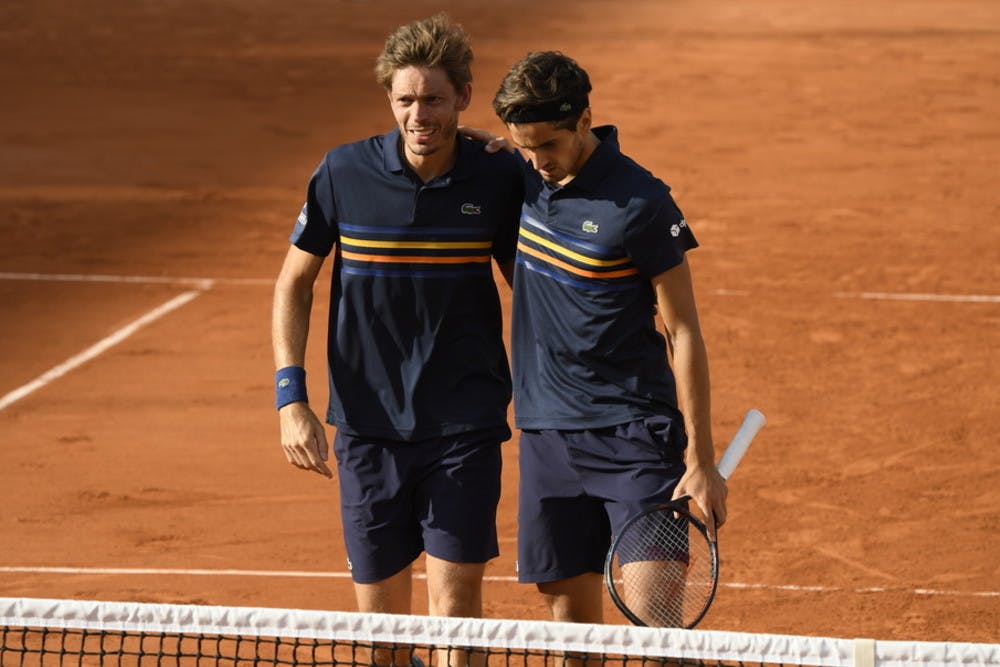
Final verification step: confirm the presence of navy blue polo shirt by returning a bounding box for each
[511,125,697,430]
[291,128,523,441]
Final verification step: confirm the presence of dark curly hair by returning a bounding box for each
[493,51,591,130]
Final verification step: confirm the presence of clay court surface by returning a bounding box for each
[1,0,997,645]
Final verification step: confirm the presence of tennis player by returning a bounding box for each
[492,51,728,623]
[271,13,522,630]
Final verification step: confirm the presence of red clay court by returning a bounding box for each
[1,0,997,644]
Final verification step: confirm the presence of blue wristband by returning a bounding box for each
[275,366,308,410]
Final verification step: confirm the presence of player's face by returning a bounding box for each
[388,66,471,161]
[507,110,594,186]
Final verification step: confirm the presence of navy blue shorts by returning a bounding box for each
[333,427,504,584]
[517,416,687,583]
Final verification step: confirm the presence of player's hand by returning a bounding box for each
[278,402,333,478]
[458,125,513,153]
[673,462,727,540]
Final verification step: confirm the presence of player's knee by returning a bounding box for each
[537,575,603,623]
[427,561,485,617]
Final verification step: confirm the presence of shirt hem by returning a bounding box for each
[515,410,665,432]
[329,417,512,444]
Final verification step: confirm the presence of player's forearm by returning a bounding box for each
[271,273,314,369]
[497,259,515,289]
[670,328,715,469]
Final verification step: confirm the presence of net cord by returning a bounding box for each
[1,597,997,667]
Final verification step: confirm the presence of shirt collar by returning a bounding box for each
[561,124,620,193]
[383,128,405,173]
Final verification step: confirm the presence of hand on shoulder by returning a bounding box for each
[458,125,513,154]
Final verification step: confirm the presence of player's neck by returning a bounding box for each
[558,130,600,187]
[403,138,458,183]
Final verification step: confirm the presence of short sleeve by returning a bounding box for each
[623,192,698,278]
[289,157,338,256]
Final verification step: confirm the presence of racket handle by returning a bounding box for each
[717,409,766,479]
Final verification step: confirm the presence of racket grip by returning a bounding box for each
[717,409,766,479]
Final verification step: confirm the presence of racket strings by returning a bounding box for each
[609,509,716,628]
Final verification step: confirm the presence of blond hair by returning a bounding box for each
[375,14,473,93]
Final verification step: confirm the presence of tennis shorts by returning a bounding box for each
[333,427,505,584]
[516,415,687,583]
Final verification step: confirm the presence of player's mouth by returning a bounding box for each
[408,126,437,143]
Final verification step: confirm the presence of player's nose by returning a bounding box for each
[411,101,432,123]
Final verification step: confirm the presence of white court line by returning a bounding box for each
[0,272,271,287]
[0,290,204,411]
[1,566,997,598]
[5,273,998,303]
[835,291,1000,304]
[722,581,1000,598]
[0,185,296,203]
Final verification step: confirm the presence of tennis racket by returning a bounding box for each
[604,408,766,628]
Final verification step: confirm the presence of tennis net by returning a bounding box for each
[1,597,997,667]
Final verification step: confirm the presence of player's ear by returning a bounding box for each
[455,82,472,111]
[577,107,593,134]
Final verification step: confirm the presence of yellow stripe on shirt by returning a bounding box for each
[519,228,632,268]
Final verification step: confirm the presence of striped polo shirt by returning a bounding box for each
[291,128,523,441]
[512,125,697,430]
